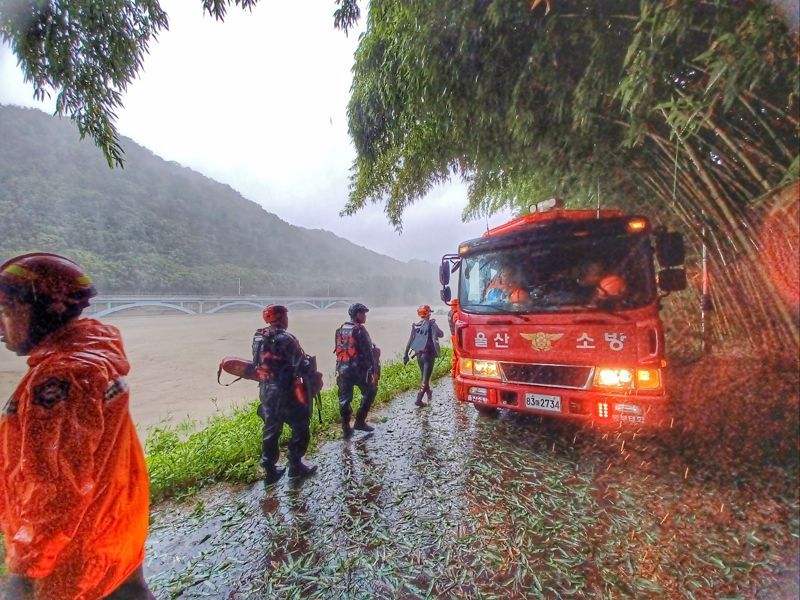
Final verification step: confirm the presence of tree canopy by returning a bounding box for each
[347,0,798,347]
[348,0,797,223]
[0,0,361,167]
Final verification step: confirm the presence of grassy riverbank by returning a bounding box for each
[145,350,453,500]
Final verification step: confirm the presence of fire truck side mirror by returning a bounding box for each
[658,268,687,293]
[655,231,686,267]
[439,262,451,286]
[440,286,452,304]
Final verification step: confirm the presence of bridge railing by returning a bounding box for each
[86,296,356,318]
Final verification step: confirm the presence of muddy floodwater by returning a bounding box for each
[145,364,798,599]
[0,305,428,432]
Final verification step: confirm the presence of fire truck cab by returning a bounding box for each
[440,198,686,426]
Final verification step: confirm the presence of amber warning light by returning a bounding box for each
[627,218,647,233]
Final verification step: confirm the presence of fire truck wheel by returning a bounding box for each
[474,404,499,416]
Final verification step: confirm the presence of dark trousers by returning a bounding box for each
[337,369,377,422]
[258,383,311,469]
[104,565,155,599]
[1,565,154,600]
[417,353,435,392]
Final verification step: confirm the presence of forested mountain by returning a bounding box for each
[0,105,436,303]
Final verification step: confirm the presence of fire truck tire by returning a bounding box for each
[474,404,499,416]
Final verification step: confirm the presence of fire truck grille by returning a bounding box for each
[499,363,593,389]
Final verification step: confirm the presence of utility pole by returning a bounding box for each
[237,277,241,296]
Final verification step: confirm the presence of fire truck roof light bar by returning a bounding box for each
[530,197,564,213]
[460,215,651,256]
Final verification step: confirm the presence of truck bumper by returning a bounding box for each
[454,376,668,427]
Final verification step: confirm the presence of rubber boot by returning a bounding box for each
[353,419,374,432]
[414,390,425,407]
[288,462,318,479]
[263,465,286,485]
[342,418,353,439]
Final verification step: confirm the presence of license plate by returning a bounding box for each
[615,414,646,425]
[525,393,562,413]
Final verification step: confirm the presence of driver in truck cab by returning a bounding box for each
[483,267,529,305]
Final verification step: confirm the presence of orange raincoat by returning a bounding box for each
[0,318,149,600]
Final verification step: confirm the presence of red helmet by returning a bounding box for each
[262,304,288,324]
[597,275,627,298]
[417,304,431,318]
[0,253,96,313]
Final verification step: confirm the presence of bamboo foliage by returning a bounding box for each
[348,0,799,353]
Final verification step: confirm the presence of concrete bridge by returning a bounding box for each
[87,296,356,318]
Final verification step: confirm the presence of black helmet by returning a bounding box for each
[348,302,369,319]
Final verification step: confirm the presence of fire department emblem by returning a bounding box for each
[520,332,564,351]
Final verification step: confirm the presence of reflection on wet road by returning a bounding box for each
[146,368,798,599]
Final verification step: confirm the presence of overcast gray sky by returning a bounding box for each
[0,0,514,263]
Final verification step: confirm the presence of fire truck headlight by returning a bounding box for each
[636,368,661,390]
[594,368,634,388]
[458,358,473,375]
[472,360,500,379]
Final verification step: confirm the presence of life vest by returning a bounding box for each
[334,322,358,365]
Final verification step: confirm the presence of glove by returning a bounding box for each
[403,354,409,365]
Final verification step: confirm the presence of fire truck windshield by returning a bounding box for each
[459,234,656,314]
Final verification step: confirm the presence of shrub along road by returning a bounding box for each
[145,357,798,599]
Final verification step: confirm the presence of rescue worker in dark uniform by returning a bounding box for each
[253,304,317,484]
[0,253,153,600]
[335,303,379,438]
[403,305,444,406]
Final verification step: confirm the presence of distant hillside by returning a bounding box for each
[0,105,437,303]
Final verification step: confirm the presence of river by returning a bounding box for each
[0,305,439,433]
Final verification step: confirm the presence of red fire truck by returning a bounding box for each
[440,199,686,426]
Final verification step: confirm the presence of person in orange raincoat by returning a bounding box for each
[0,253,153,600]
[447,299,459,377]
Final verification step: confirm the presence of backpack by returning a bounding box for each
[296,355,324,422]
[409,321,431,353]
[298,355,324,398]
[334,323,358,367]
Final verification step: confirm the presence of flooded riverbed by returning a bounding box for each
[0,305,432,432]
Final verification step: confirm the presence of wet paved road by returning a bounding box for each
[147,379,484,598]
[144,368,798,599]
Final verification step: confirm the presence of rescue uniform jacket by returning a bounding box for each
[0,318,150,600]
